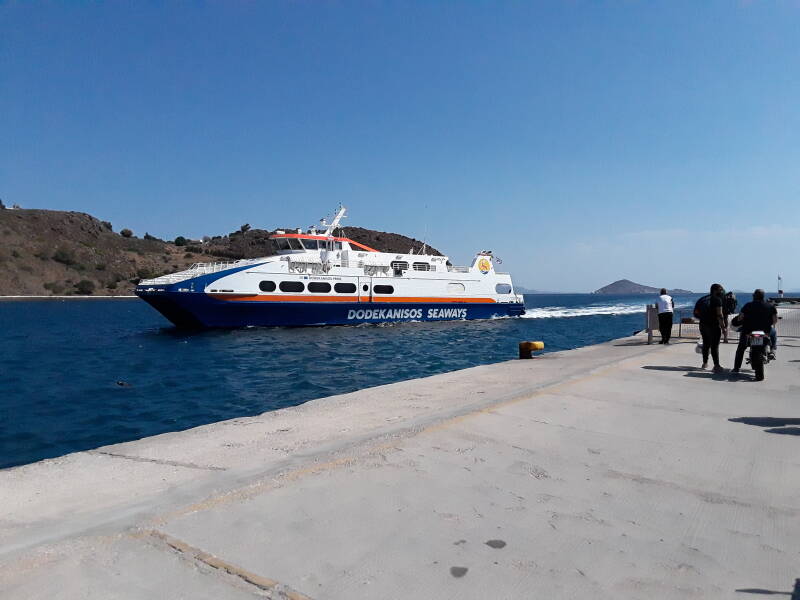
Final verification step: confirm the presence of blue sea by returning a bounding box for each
[0,293,700,469]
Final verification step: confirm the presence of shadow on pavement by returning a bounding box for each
[684,370,737,381]
[642,365,749,381]
[613,339,694,347]
[730,418,800,438]
[730,417,800,427]
[765,427,800,436]
[735,587,791,595]
[641,365,701,372]
[735,576,800,596]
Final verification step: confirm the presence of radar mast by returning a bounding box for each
[320,205,347,237]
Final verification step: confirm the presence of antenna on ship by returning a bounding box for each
[420,202,429,255]
[320,204,347,237]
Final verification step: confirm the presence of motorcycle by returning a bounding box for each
[745,330,772,381]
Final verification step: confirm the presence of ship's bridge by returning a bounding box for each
[269,233,378,254]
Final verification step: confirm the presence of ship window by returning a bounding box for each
[334,241,342,250]
[413,262,430,271]
[308,282,331,293]
[373,285,394,294]
[362,284,369,292]
[335,282,357,293]
[279,281,305,293]
[447,282,465,293]
[259,280,276,292]
[275,239,291,251]
[302,239,319,250]
[390,261,409,271]
[495,283,512,294]
[287,238,303,250]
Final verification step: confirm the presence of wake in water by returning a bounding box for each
[521,302,692,319]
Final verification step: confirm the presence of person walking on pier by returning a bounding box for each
[695,283,727,372]
[657,288,674,344]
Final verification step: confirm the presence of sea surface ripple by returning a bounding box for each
[0,293,699,469]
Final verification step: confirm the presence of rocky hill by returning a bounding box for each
[0,208,441,296]
[594,279,692,295]
[200,225,441,261]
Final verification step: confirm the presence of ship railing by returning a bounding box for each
[139,258,263,286]
[497,294,525,304]
[355,260,391,269]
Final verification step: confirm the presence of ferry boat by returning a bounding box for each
[136,207,525,328]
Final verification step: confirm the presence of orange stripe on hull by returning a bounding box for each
[209,294,496,304]
[209,294,359,302]
[371,296,496,304]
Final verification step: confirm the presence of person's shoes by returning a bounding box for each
[701,362,708,370]
[731,368,740,374]
[713,365,727,374]
[768,351,776,360]
[755,375,765,382]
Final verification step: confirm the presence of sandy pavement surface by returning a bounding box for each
[1,333,798,599]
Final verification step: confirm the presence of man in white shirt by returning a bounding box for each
[657,288,674,344]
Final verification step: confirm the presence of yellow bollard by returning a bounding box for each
[519,340,545,359]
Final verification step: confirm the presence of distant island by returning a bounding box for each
[593,279,692,295]
[0,206,440,296]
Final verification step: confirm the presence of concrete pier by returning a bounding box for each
[1,335,798,599]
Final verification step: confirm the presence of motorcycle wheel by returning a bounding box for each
[751,348,764,381]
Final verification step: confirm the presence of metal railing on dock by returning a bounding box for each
[776,305,800,338]
[645,304,800,343]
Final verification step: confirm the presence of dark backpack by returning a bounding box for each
[693,295,712,320]
[724,292,737,316]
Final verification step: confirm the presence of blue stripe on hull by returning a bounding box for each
[136,291,525,328]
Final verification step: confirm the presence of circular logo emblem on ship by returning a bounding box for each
[477,258,491,274]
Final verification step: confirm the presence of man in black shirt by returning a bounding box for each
[696,283,727,372]
[733,289,778,376]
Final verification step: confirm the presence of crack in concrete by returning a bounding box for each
[89,451,226,471]
[139,529,314,600]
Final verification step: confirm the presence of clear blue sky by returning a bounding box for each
[2,1,799,292]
